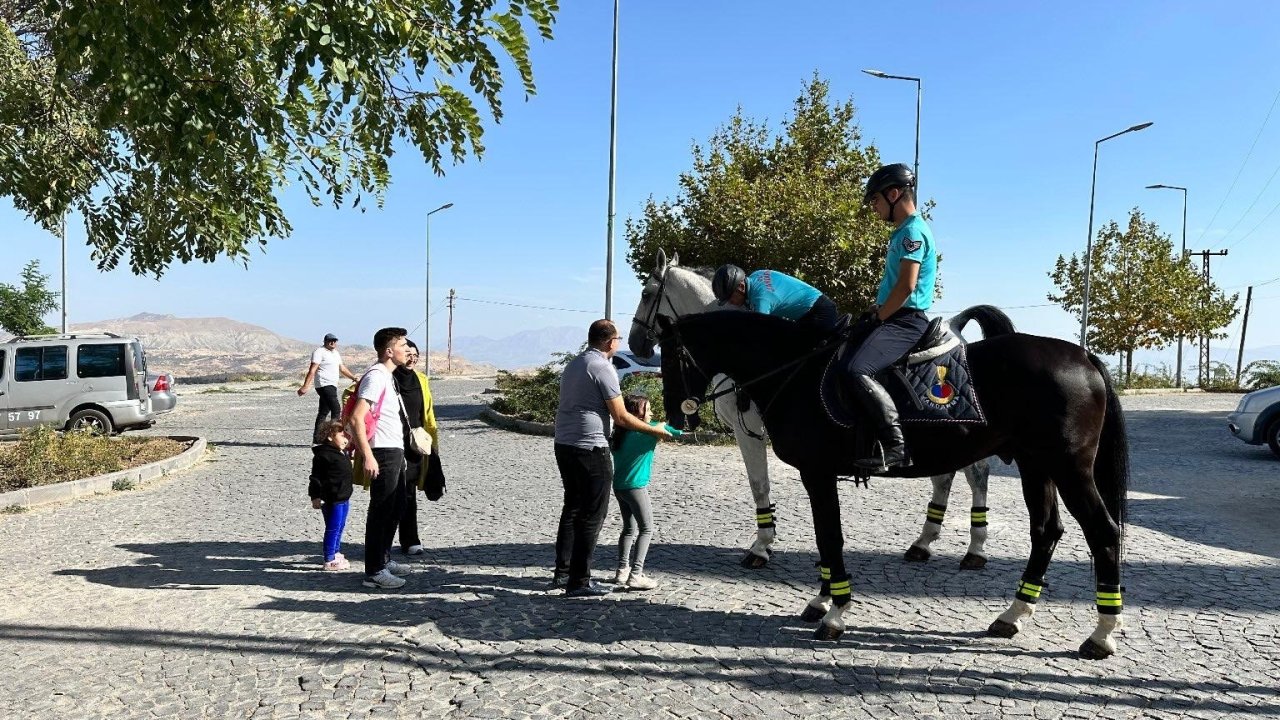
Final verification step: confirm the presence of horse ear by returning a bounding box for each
[656,248,668,273]
[670,251,679,266]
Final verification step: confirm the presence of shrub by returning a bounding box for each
[0,426,185,492]
[1243,360,1280,390]
[112,478,136,491]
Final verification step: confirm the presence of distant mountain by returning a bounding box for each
[447,325,588,369]
[62,313,493,382]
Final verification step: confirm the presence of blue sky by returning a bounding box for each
[3,1,1280,367]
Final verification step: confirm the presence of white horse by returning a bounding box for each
[627,250,995,569]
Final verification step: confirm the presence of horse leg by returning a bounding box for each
[1056,470,1124,660]
[960,458,991,570]
[905,472,954,562]
[988,461,1062,639]
[799,471,851,641]
[719,391,775,568]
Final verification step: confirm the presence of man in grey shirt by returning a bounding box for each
[553,319,670,597]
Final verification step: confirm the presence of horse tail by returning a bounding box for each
[1086,353,1130,532]
[948,304,1016,339]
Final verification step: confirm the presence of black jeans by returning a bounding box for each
[553,444,613,587]
[398,456,422,550]
[314,385,342,442]
[364,447,406,577]
[845,309,931,376]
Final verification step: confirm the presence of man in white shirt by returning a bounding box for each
[298,333,357,444]
[350,327,414,589]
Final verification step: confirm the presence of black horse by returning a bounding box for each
[658,308,1130,659]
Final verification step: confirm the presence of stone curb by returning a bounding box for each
[477,405,731,444]
[0,436,208,510]
[1119,387,1208,396]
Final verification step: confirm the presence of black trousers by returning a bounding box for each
[845,309,930,376]
[797,294,842,334]
[314,385,342,442]
[553,443,613,587]
[364,447,406,577]
[398,456,422,550]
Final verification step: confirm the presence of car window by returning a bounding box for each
[611,356,630,369]
[0,349,5,381]
[15,346,69,382]
[78,343,127,378]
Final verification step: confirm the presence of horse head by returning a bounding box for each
[656,314,709,431]
[627,249,677,357]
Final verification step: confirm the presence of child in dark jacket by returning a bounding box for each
[309,420,355,571]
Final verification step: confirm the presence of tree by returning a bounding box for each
[1048,208,1239,383]
[0,260,58,336]
[1,0,557,276]
[625,74,907,312]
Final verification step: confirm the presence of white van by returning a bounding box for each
[0,332,153,436]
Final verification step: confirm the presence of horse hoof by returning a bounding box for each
[799,605,827,623]
[813,623,844,641]
[1078,638,1114,660]
[740,552,769,569]
[903,545,931,563]
[987,619,1019,638]
[959,553,987,570]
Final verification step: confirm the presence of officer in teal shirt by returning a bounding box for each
[846,163,937,473]
[712,266,842,334]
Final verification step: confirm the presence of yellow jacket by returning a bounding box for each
[345,370,438,491]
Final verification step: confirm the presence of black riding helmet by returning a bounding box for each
[863,163,916,203]
[712,264,747,305]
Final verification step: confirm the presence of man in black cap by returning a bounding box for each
[299,333,358,444]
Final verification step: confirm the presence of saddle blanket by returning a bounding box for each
[881,342,986,424]
[821,340,986,427]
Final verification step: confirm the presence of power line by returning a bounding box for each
[1223,191,1280,252]
[1192,87,1280,247]
[1218,160,1280,247]
[456,296,635,317]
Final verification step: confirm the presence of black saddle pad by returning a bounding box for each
[820,341,986,428]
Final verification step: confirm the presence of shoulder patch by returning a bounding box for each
[902,237,922,253]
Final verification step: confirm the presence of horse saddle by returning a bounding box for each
[820,316,987,430]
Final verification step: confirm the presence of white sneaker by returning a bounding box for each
[611,567,631,585]
[405,545,426,556]
[626,573,658,591]
[385,560,413,577]
[362,569,406,589]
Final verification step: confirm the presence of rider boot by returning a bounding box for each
[850,373,909,472]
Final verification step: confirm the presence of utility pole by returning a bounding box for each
[1187,249,1228,387]
[1236,285,1253,388]
[446,289,457,374]
[60,213,67,333]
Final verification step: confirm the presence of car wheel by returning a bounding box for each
[69,408,114,435]
[1268,418,1280,459]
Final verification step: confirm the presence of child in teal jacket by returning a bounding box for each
[610,394,682,590]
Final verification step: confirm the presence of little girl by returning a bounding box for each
[610,394,682,591]
[308,420,354,571]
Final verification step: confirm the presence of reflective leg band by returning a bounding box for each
[829,574,852,605]
[1097,583,1123,615]
[1016,578,1044,604]
[756,506,775,529]
[818,564,831,595]
[926,502,946,524]
[970,506,988,528]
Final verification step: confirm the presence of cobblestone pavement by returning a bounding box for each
[1,380,1277,719]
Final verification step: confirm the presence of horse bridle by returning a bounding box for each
[631,268,680,346]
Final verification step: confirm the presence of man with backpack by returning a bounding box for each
[348,327,414,589]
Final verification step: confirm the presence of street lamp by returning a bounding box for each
[1079,121,1154,350]
[425,202,454,376]
[861,69,922,196]
[1146,183,1188,386]
[604,0,620,320]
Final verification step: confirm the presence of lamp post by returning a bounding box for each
[425,202,454,376]
[603,0,620,320]
[861,69,922,195]
[59,213,67,333]
[1146,183,1188,386]
[1079,121,1154,350]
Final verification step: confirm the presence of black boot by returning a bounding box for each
[850,374,909,472]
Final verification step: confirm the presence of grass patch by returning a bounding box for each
[198,386,240,394]
[111,478,136,491]
[2,504,27,514]
[0,426,187,492]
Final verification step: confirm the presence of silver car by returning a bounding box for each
[0,332,152,436]
[148,371,177,414]
[1227,384,1280,458]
